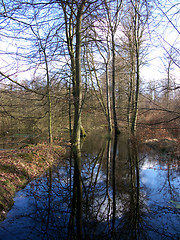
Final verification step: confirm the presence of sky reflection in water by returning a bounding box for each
[0,134,179,240]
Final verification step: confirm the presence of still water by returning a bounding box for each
[0,133,179,239]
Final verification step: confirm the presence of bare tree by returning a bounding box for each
[0,0,65,143]
[120,0,149,134]
[103,0,122,135]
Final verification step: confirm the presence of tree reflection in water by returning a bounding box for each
[0,133,179,239]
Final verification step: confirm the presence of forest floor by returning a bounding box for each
[0,140,69,222]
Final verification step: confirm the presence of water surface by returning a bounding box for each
[0,133,179,239]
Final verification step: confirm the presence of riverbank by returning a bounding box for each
[0,141,69,222]
[144,138,180,157]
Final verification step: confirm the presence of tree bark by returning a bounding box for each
[72,2,86,239]
[131,1,140,135]
[44,48,53,144]
[106,62,112,134]
[112,31,120,135]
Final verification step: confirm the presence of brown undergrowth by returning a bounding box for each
[137,111,180,158]
[0,140,69,222]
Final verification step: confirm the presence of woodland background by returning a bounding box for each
[0,0,179,145]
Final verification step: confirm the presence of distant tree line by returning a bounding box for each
[0,0,179,144]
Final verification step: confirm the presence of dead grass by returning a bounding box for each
[0,142,67,222]
[137,111,180,158]
[137,110,180,140]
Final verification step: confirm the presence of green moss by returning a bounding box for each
[3,180,16,192]
[19,175,27,181]
[15,152,34,162]
[0,164,19,175]
[0,164,28,178]
[104,133,112,140]
[0,189,7,198]
[0,165,10,172]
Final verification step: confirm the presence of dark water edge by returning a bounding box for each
[0,133,179,240]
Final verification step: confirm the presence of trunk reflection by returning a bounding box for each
[0,132,179,239]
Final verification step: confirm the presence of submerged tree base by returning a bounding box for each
[0,142,67,222]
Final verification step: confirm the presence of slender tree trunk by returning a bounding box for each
[166,61,171,108]
[112,31,120,135]
[72,2,86,239]
[128,44,136,133]
[131,1,140,135]
[61,3,86,238]
[94,34,112,134]
[106,63,112,134]
[131,51,139,131]
[44,49,53,144]
[72,8,82,146]
[68,82,72,139]
[131,42,139,134]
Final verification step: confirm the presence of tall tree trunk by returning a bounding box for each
[68,82,72,139]
[106,63,112,134]
[72,6,83,146]
[112,31,120,135]
[94,34,112,134]
[131,5,140,135]
[44,49,53,144]
[72,2,86,239]
[166,60,171,108]
[104,0,122,135]
[61,2,86,237]
[127,56,135,134]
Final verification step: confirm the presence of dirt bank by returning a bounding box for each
[0,141,69,222]
[144,138,180,158]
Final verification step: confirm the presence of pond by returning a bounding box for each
[0,133,179,240]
